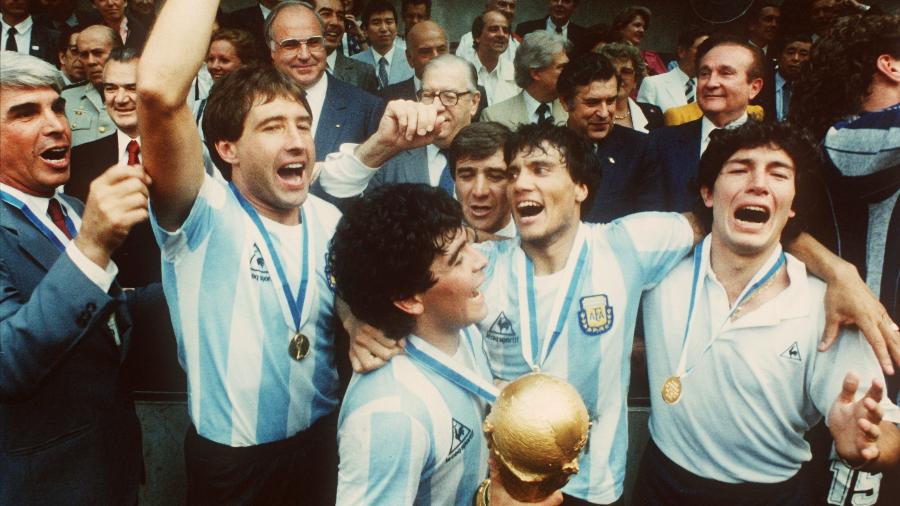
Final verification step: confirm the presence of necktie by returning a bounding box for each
[555,26,563,35]
[47,198,73,240]
[378,56,389,89]
[782,82,792,117]
[685,78,695,104]
[536,103,552,124]
[126,139,141,165]
[437,150,454,196]
[5,27,18,52]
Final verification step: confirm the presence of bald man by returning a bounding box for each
[61,24,121,146]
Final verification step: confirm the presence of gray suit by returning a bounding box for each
[367,146,430,189]
[331,51,380,95]
[61,83,115,147]
[480,92,568,130]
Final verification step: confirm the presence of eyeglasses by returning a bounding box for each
[416,89,472,106]
[275,36,326,54]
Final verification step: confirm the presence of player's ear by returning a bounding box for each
[393,294,424,316]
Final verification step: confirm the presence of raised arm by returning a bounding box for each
[137,0,218,231]
[787,232,900,375]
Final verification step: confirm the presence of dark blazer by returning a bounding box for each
[585,125,664,223]
[379,77,489,121]
[309,74,385,209]
[26,21,59,66]
[515,16,587,49]
[752,58,777,122]
[221,4,269,60]
[636,101,665,131]
[67,133,161,288]
[0,195,143,505]
[646,119,703,212]
[77,13,150,50]
[333,51,380,95]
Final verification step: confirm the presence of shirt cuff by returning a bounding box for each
[66,241,118,292]
[317,143,380,198]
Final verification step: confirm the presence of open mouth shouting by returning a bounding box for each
[39,145,70,170]
[276,162,307,190]
[515,200,544,223]
[734,204,770,225]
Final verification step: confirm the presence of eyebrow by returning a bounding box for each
[6,102,40,117]
[726,157,795,170]
[445,233,465,266]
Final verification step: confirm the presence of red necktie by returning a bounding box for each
[47,198,73,240]
[126,139,141,165]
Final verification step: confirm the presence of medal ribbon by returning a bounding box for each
[672,236,786,379]
[1,191,77,251]
[515,225,589,371]
[229,182,310,333]
[405,328,499,403]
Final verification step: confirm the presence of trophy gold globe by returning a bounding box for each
[482,373,591,502]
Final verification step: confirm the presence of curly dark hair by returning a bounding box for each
[329,184,465,340]
[789,14,900,140]
[504,123,600,218]
[693,121,822,243]
[556,52,619,109]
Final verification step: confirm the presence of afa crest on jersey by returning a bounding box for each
[578,294,614,335]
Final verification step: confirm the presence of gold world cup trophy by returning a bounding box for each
[482,373,591,502]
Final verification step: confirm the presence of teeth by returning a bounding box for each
[734,206,770,224]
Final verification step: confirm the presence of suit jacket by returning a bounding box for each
[380,77,490,120]
[480,92,568,130]
[663,102,765,126]
[366,146,430,189]
[220,4,269,60]
[0,195,143,505]
[332,51,380,95]
[27,21,59,66]
[515,17,587,49]
[351,46,415,87]
[77,13,150,50]
[647,119,703,212]
[585,125,664,223]
[634,100,664,132]
[309,74,385,209]
[67,134,161,288]
[61,83,116,147]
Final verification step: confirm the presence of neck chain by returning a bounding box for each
[729,272,778,321]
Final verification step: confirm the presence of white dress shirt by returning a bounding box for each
[1,15,32,54]
[700,113,748,155]
[116,130,141,166]
[545,17,569,40]
[306,73,329,139]
[471,56,519,106]
[426,143,447,187]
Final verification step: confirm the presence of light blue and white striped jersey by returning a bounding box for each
[150,175,341,446]
[337,329,492,506]
[476,213,694,504]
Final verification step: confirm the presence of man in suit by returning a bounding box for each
[56,24,85,86]
[0,50,150,506]
[558,52,662,223]
[760,33,811,122]
[399,0,429,42]
[515,0,585,51]
[369,54,480,192]
[648,35,765,213]
[314,0,379,94]
[267,1,384,163]
[221,0,277,60]
[62,24,120,146]
[350,0,413,89]
[457,0,519,67]
[465,9,519,108]
[481,29,569,130]
[637,25,709,114]
[1,0,59,65]
[84,0,148,50]
[746,2,781,56]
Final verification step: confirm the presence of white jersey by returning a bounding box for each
[477,212,694,503]
[643,243,886,483]
[150,175,341,446]
[337,329,492,505]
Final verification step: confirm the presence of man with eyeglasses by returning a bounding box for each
[367,54,481,195]
[266,1,384,167]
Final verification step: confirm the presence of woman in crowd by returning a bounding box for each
[597,42,664,132]
[610,5,668,77]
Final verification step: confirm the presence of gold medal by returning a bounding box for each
[661,376,682,405]
[288,332,310,361]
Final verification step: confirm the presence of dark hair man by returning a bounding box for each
[314,0,379,94]
[746,2,781,55]
[350,0,413,89]
[515,0,586,48]
[57,24,85,85]
[636,120,900,505]
[400,0,430,38]
[138,0,446,503]
[0,50,150,506]
[1,0,59,65]
[557,52,663,222]
[449,121,515,236]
